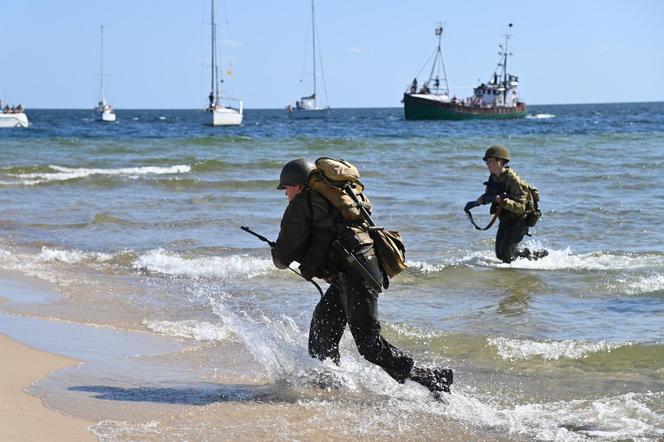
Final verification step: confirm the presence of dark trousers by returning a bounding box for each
[495,217,529,263]
[308,270,414,383]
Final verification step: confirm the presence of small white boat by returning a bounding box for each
[287,0,330,119]
[0,112,29,128]
[94,25,116,123]
[205,0,242,126]
[95,100,116,122]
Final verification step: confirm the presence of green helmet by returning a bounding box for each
[483,144,510,163]
[277,158,314,189]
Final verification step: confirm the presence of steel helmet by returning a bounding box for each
[483,145,511,163]
[277,158,314,189]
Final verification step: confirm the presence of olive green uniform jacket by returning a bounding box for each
[485,167,531,222]
[272,190,338,280]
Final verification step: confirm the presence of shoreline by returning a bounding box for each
[0,333,96,441]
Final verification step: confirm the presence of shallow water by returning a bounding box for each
[1,104,663,440]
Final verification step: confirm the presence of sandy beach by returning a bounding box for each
[0,333,95,441]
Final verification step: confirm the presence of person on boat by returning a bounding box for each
[464,145,548,263]
[410,78,418,94]
[271,158,452,395]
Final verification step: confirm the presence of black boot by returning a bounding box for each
[515,248,548,261]
[409,366,453,394]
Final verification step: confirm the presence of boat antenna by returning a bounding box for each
[428,24,450,95]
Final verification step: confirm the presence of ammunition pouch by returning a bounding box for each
[525,208,541,227]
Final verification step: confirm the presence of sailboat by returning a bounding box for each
[403,24,526,120]
[287,0,330,119]
[206,0,243,126]
[94,25,116,123]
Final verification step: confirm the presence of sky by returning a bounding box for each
[1,0,663,109]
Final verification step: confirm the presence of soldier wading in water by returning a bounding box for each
[271,158,452,395]
[465,145,548,263]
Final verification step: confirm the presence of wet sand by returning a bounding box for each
[0,333,95,441]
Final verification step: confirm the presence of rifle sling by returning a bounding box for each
[465,207,500,231]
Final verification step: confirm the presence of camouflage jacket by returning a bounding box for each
[484,167,531,222]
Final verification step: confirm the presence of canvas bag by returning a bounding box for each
[308,157,407,278]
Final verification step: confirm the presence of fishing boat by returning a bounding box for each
[94,25,116,123]
[206,0,242,126]
[403,24,526,120]
[286,0,330,119]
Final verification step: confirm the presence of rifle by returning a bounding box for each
[240,226,324,297]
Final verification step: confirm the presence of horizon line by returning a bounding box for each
[13,100,664,111]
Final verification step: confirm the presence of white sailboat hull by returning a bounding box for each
[0,113,29,128]
[212,107,243,126]
[287,108,330,120]
[96,110,116,122]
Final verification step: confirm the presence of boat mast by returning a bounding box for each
[500,23,513,105]
[99,25,105,103]
[210,0,219,106]
[311,0,317,106]
[428,25,449,95]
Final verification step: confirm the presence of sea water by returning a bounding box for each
[0,103,662,440]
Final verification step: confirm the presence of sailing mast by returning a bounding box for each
[210,0,218,108]
[311,0,317,106]
[100,25,105,104]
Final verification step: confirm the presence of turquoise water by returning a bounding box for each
[1,104,663,440]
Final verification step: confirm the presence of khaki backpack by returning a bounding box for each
[308,157,407,278]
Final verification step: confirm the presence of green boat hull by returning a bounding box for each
[403,93,527,120]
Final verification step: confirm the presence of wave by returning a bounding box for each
[526,113,556,119]
[88,213,135,225]
[37,247,115,265]
[465,247,664,271]
[444,391,664,441]
[3,164,191,185]
[190,158,283,173]
[609,273,664,295]
[133,249,273,279]
[487,336,631,361]
[142,319,235,342]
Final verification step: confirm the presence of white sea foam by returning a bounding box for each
[209,296,313,379]
[143,319,235,342]
[134,249,273,279]
[446,391,663,441]
[406,260,448,274]
[526,113,556,119]
[9,164,190,185]
[488,336,629,360]
[611,273,664,295]
[37,247,114,264]
[465,246,664,272]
